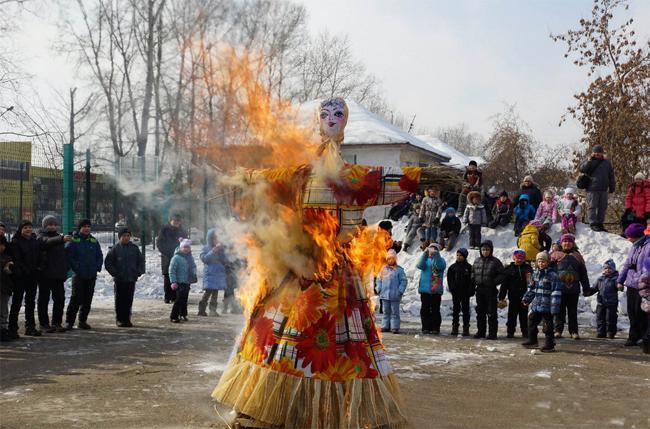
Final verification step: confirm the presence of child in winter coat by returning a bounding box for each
[514,194,536,236]
[489,191,512,228]
[65,219,104,330]
[104,227,145,327]
[499,249,533,338]
[462,191,487,249]
[558,187,581,234]
[584,259,620,338]
[198,229,228,317]
[447,248,473,336]
[517,221,541,263]
[522,251,562,352]
[471,240,505,339]
[417,243,446,334]
[10,220,44,337]
[0,236,15,342]
[403,202,424,252]
[376,249,407,334]
[482,186,498,225]
[38,215,72,333]
[169,239,198,323]
[438,207,462,251]
[419,187,442,244]
[535,191,559,229]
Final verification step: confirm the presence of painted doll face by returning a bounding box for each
[319,98,348,143]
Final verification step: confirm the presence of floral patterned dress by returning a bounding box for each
[213,163,434,428]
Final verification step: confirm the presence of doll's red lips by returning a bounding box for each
[328,122,335,127]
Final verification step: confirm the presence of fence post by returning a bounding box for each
[85,149,91,220]
[18,161,24,222]
[63,143,74,233]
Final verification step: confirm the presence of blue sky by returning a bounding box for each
[301,0,650,147]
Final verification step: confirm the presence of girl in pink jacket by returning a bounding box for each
[535,190,559,229]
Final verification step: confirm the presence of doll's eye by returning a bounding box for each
[334,110,344,118]
[320,111,328,119]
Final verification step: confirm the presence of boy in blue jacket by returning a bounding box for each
[198,229,227,317]
[65,219,103,330]
[522,251,562,352]
[376,249,407,334]
[585,259,620,338]
[514,194,536,237]
[169,239,197,323]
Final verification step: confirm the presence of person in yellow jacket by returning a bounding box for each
[517,220,542,263]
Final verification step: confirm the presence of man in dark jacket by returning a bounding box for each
[579,144,616,232]
[37,215,72,333]
[447,248,473,336]
[104,227,145,327]
[499,249,534,338]
[471,240,505,339]
[65,219,103,330]
[157,214,187,303]
[9,220,43,337]
[514,175,543,211]
[550,233,590,339]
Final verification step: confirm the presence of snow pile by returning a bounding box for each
[391,218,633,329]
[65,244,206,301]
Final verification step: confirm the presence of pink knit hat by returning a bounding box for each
[180,239,192,248]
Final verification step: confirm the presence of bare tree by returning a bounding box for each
[434,123,485,155]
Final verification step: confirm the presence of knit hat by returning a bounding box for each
[170,213,182,221]
[564,187,576,195]
[488,186,498,196]
[602,259,616,270]
[469,160,477,167]
[18,220,32,233]
[118,227,131,238]
[378,220,393,232]
[634,172,645,181]
[41,215,58,229]
[513,248,526,258]
[536,251,550,262]
[543,190,554,198]
[499,191,508,197]
[523,175,534,183]
[180,239,192,248]
[468,191,481,202]
[456,248,468,259]
[560,233,575,243]
[386,249,397,259]
[529,219,543,229]
[479,240,494,251]
[78,218,91,229]
[592,144,604,153]
[427,242,442,251]
[624,223,645,239]
[445,207,456,215]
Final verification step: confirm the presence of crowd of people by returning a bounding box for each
[378,147,650,355]
[1,145,648,357]
[0,213,241,342]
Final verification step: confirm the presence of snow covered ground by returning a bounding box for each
[86,217,634,331]
[390,218,633,331]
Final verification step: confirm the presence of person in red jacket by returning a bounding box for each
[622,172,650,234]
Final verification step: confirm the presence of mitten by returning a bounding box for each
[497,299,508,309]
[171,282,179,290]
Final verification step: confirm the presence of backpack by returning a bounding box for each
[576,158,604,190]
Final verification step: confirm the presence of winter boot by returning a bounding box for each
[462,327,470,337]
[198,301,208,317]
[450,324,459,336]
[54,324,67,332]
[78,322,91,330]
[24,326,42,337]
[40,325,56,334]
[540,339,555,353]
[473,332,485,339]
[571,333,580,340]
[624,338,639,347]
[209,309,219,317]
[642,339,650,354]
[65,322,74,331]
[607,332,615,339]
[0,328,11,342]
[522,333,538,348]
[6,329,20,340]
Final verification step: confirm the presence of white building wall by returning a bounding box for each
[340,147,401,168]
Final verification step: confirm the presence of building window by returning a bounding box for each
[342,154,357,164]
